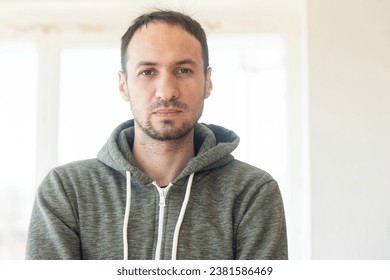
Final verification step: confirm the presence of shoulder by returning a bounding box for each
[217,159,276,187]
[53,158,107,172]
[197,158,280,200]
[50,158,122,179]
[223,160,283,205]
[40,158,122,192]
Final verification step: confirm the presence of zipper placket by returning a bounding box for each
[153,183,172,260]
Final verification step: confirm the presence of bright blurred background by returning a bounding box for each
[0,0,389,260]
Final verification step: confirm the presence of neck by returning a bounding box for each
[133,128,195,186]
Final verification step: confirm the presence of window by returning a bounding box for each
[58,48,129,164]
[0,42,38,259]
[204,35,287,191]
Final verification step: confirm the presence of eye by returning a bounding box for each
[139,69,155,76]
[176,68,192,75]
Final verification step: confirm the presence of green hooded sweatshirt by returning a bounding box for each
[26,120,288,260]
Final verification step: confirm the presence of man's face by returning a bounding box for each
[119,22,212,141]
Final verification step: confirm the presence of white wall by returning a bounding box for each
[308,0,390,259]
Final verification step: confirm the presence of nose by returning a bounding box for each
[155,73,179,101]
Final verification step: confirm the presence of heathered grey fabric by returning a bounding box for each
[26,120,288,259]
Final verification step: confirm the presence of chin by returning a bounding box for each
[146,120,195,141]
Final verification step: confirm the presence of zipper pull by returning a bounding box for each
[158,188,166,207]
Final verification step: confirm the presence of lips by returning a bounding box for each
[153,108,182,115]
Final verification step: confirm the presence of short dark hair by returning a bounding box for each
[121,10,209,75]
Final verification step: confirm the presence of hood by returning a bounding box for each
[97,119,240,185]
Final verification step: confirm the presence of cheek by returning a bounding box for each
[129,83,155,105]
[129,95,148,113]
[181,80,205,96]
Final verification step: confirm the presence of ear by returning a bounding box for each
[204,67,213,99]
[118,70,130,101]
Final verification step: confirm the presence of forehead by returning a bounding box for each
[126,22,203,67]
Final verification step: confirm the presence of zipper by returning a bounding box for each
[153,183,172,260]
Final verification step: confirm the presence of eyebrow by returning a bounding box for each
[134,59,197,70]
[135,61,157,70]
[176,59,197,66]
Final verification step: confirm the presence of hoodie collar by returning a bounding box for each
[97,120,239,185]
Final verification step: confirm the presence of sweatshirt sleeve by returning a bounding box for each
[26,169,81,259]
[235,179,288,260]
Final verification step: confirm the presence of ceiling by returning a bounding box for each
[0,0,304,37]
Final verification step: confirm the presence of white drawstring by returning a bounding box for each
[122,171,195,260]
[171,172,195,260]
[123,171,131,260]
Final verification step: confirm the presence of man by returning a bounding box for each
[26,10,288,260]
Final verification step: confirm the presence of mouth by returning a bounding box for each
[153,108,182,116]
